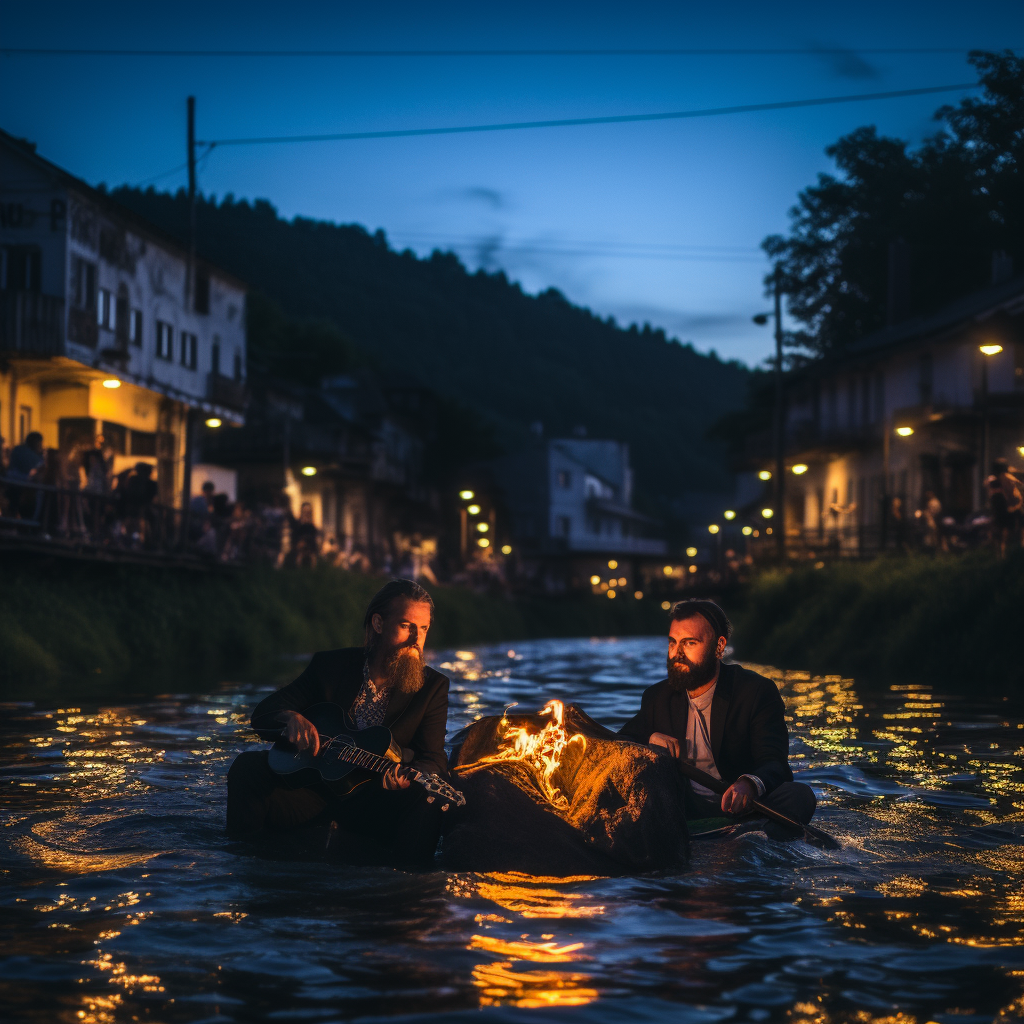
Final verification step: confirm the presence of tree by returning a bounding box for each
[764,50,1024,357]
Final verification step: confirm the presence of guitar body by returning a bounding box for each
[267,702,393,791]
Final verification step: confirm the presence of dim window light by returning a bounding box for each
[205,417,222,428]
[459,490,475,500]
[896,426,914,437]
[467,504,481,515]
[980,344,1003,356]
[501,544,512,555]
[685,546,697,558]
[101,378,121,389]
[792,464,808,475]
[301,466,317,477]
[758,470,772,481]
[724,510,736,520]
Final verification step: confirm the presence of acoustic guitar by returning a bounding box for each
[267,702,466,807]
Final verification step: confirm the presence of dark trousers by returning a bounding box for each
[686,780,817,833]
[226,750,442,866]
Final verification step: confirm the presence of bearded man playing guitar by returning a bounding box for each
[227,579,453,866]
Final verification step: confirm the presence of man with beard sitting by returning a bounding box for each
[226,579,450,865]
[618,599,815,837]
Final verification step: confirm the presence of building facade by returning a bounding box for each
[0,129,246,509]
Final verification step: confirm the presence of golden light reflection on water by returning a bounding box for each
[462,871,606,919]
[472,959,598,1008]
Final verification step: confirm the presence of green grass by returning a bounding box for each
[0,556,665,697]
[732,550,1024,685]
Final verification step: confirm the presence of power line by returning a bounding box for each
[0,46,1003,58]
[196,82,980,147]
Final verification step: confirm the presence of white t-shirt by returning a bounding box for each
[686,683,722,798]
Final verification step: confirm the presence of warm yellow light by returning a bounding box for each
[590,575,601,586]
[766,527,773,535]
[634,591,643,600]
[758,470,772,481]
[467,504,481,515]
[896,426,914,437]
[663,565,673,575]
[661,600,672,611]
[742,526,753,536]
[476,522,489,533]
[1018,446,1024,458]
[607,559,618,570]
[301,466,317,477]
[205,417,222,428]
[477,537,490,548]
[501,544,512,555]
[724,510,736,520]
[685,546,697,558]
[688,564,697,574]
[708,524,719,534]
[752,529,759,537]
[792,463,808,475]
[617,577,626,587]
[980,344,1003,356]
[101,378,121,389]
[459,490,475,500]
[761,508,774,518]
[607,589,616,599]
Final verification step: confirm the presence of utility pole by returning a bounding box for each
[772,266,786,564]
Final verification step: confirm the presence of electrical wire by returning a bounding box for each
[196,82,980,147]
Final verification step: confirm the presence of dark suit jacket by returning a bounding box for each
[617,661,792,795]
[250,647,450,779]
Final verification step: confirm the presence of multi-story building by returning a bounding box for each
[746,271,1024,556]
[0,128,246,509]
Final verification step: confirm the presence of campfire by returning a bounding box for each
[461,700,586,810]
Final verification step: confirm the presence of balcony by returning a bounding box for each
[208,372,248,412]
[0,291,65,356]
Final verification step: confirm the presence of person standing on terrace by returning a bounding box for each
[618,599,816,838]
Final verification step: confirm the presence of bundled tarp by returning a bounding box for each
[440,704,689,875]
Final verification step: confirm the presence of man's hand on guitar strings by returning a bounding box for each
[383,765,413,791]
[280,711,320,756]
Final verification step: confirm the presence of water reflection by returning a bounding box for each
[2,637,1024,1022]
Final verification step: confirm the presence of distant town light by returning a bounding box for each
[477,537,490,548]
[663,565,673,575]
[1018,446,1024,458]
[476,522,489,533]
[301,466,317,477]
[634,590,643,600]
[896,426,914,437]
[617,577,627,587]
[459,489,475,500]
[607,589,616,599]
[501,544,512,555]
[661,600,671,611]
[685,546,697,558]
[758,470,772,481]
[467,504,481,515]
[724,510,736,520]
[205,417,222,428]
[761,508,774,518]
[708,524,720,534]
[752,529,759,538]
[688,565,697,574]
[101,378,121,389]
[590,575,601,585]
[607,559,618,569]
[742,526,753,536]
[792,463,809,475]
[766,527,773,535]
[980,344,1003,356]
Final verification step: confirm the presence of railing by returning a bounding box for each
[0,291,65,356]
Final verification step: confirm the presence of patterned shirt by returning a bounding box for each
[350,659,391,729]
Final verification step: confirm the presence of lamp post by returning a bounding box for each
[979,344,1003,502]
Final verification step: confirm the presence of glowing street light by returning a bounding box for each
[724,510,736,520]
[476,522,489,533]
[742,526,753,536]
[685,546,697,557]
[501,544,512,555]
[590,575,601,585]
[607,589,616,599]
[205,417,222,428]
[980,344,1003,356]
[607,559,618,569]
[101,378,121,389]
[1018,446,1024,458]
[467,504,481,515]
[896,426,914,437]
[661,600,671,611]
[708,524,720,534]
[477,537,490,548]
[634,590,643,600]
[761,508,774,519]
[459,489,475,500]
[792,463,808,475]
[758,470,772,481]
[663,565,674,575]
[301,466,317,477]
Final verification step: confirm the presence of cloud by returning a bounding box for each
[437,185,508,209]
[808,41,881,80]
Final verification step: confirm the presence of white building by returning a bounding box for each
[0,128,246,506]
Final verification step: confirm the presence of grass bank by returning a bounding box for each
[732,551,1024,686]
[0,555,665,696]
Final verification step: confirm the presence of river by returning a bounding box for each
[3,636,1023,1023]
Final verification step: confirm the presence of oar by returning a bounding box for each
[672,757,840,851]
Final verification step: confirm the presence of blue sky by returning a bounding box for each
[3,1,1020,366]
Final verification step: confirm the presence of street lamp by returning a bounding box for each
[792,464,808,475]
[724,510,736,520]
[459,489,474,500]
[896,426,914,437]
[758,470,772,481]
[685,546,697,557]
[980,343,1003,495]
[708,524,720,534]
[205,417,222,428]
[301,466,317,477]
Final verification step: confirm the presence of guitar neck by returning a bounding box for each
[326,738,393,775]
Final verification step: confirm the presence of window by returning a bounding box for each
[156,320,173,360]
[181,332,198,370]
[194,271,210,314]
[557,470,572,489]
[130,430,157,456]
[1,246,42,291]
[129,310,142,346]
[72,257,96,309]
[97,288,113,329]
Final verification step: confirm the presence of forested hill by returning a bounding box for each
[111,186,750,505]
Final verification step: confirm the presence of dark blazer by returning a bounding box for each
[617,661,792,795]
[250,647,451,779]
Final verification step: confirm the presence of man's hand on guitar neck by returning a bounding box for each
[383,764,413,791]
[280,710,320,756]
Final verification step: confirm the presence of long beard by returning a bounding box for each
[383,644,426,694]
[667,648,718,692]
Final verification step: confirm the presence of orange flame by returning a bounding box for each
[469,699,586,810]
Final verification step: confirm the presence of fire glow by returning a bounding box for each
[469,700,586,811]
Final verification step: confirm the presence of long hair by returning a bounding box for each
[363,578,434,647]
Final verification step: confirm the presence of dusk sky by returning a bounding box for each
[3,1,1021,366]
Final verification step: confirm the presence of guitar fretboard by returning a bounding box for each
[322,736,396,776]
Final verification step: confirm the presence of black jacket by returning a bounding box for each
[617,662,792,795]
[250,647,451,778]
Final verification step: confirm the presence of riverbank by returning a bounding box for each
[0,556,665,695]
[732,550,1024,686]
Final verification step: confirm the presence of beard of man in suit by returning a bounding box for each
[366,628,426,694]
[666,629,719,693]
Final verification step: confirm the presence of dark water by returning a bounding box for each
[3,637,1024,1024]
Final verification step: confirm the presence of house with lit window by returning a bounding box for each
[0,127,246,510]
[746,270,1024,557]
